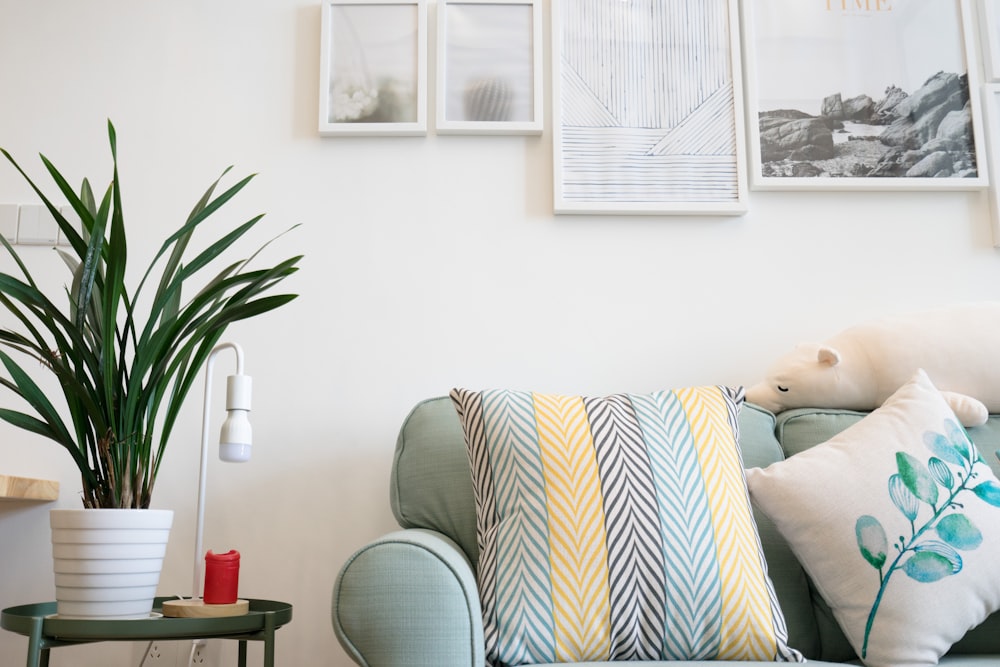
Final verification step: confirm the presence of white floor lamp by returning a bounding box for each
[192,341,253,599]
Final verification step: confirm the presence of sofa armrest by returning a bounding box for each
[332,528,484,667]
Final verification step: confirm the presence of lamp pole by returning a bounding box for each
[193,342,252,599]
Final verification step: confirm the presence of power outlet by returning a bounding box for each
[134,640,177,665]
[179,639,220,666]
[132,640,220,666]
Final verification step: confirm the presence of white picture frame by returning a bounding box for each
[979,0,1000,82]
[981,84,1000,245]
[551,0,748,215]
[436,0,542,135]
[742,0,988,190]
[319,0,427,136]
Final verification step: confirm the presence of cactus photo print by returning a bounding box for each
[747,370,1000,667]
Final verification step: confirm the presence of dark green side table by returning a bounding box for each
[1,597,292,667]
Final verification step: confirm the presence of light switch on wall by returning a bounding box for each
[57,205,79,246]
[17,204,59,245]
[0,204,17,242]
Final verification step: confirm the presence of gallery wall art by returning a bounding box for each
[319,0,428,136]
[436,0,543,135]
[981,84,1000,245]
[742,0,988,190]
[978,0,1000,82]
[551,0,748,215]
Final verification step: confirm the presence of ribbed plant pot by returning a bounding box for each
[49,508,173,619]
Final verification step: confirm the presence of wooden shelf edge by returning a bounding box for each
[0,474,59,502]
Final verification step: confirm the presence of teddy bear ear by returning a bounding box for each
[817,346,841,366]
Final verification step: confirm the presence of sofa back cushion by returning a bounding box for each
[391,396,480,563]
[390,396,824,659]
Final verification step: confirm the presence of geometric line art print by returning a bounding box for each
[553,0,747,215]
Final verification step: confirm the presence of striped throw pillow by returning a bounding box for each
[450,386,802,666]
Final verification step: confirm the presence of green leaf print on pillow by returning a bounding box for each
[855,418,1000,659]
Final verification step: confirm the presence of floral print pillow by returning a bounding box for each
[747,370,1000,667]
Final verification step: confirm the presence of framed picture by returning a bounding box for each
[979,0,1000,82]
[551,0,748,215]
[436,0,542,135]
[742,0,988,190]
[318,0,427,136]
[981,84,1000,245]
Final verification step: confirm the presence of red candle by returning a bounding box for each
[204,549,240,604]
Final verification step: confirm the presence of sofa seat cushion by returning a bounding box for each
[748,371,1000,667]
[451,386,802,665]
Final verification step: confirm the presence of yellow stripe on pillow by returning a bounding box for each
[533,393,612,662]
[678,386,777,660]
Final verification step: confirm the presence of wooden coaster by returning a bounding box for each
[162,599,249,618]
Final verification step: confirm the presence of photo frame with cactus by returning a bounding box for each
[435,0,542,135]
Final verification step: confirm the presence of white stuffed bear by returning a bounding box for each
[745,302,1000,427]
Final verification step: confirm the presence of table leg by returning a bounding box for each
[238,640,247,667]
[263,611,276,667]
[25,615,42,667]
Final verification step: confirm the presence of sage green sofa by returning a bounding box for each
[331,397,1000,666]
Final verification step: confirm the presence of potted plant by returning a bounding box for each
[0,121,301,617]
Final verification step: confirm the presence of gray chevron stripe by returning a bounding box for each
[451,388,497,541]
[721,385,745,439]
[449,388,501,662]
[585,394,667,661]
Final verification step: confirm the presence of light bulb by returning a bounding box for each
[219,374,252,462]
[220,410,252,462]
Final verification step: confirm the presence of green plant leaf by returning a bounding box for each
[924,421,971,467]
[927,457,954,490]
[936,513,982,550]
[904,542,961,582]
[2,148,87,257]
[972,480,1000,507]
[73,183,112,331]
[0,350,74,446]
[856,515,888,569]
[896,451,938,507]
[944,419,975,462]
[151,166,234,311]
[888,473,919,521]
[0,406,60,440]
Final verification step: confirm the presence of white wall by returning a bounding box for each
[1,1,999,666]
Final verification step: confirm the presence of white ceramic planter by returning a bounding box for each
[49,508,173,619]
